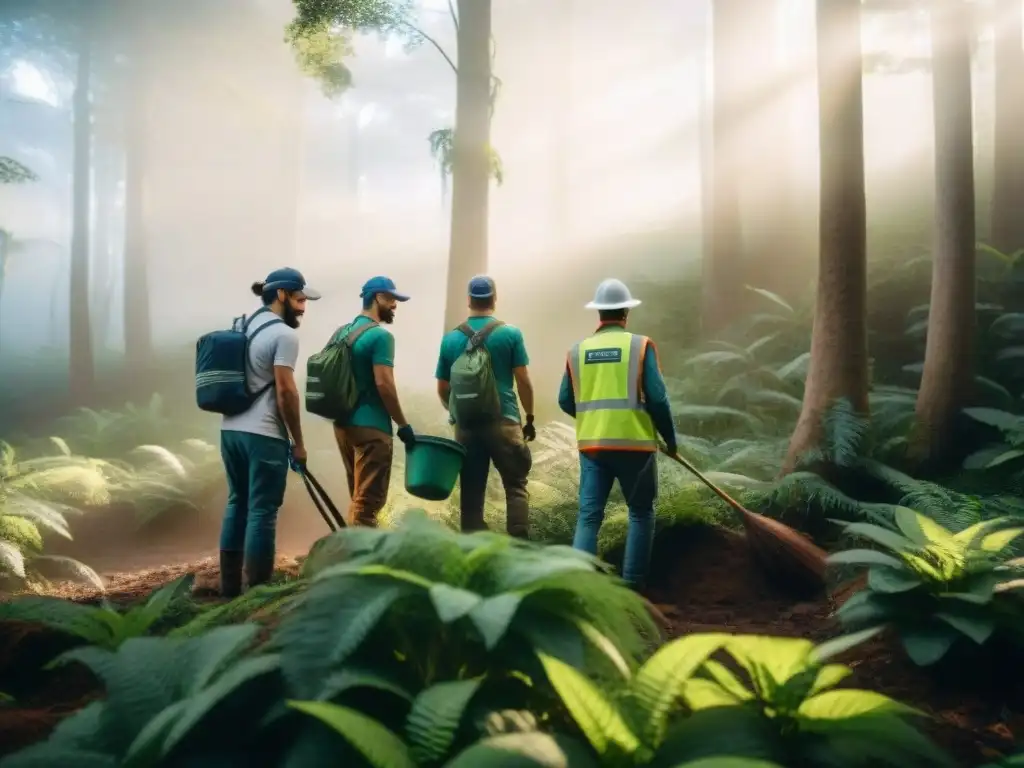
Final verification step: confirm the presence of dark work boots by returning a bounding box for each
[244,555,275,590]
[219,550,244,599]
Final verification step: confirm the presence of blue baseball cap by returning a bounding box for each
[360,275,410,302]
[467,275,495,299]
[263,267,321,300]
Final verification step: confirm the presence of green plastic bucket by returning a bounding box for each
[404,435,467,501]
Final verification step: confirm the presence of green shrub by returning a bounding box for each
[830,508,1024,665]
[0,575,195,649]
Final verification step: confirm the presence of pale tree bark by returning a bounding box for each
[122,53,151,371]
[702,0,746,337]
[912,0,977,468]
[68,19,95,405]
[442,0,492,333]
[991,0,1024,252]
[781,0,870,475]
[548,0,573,251]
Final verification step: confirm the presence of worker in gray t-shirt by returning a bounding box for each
[219,267,320,596]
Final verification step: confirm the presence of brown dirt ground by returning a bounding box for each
[2,526,1021,766]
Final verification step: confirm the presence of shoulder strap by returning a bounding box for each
[464,320,505,351]
[246,316,284,346]
[241,307,270,332]
[343,319,378,347]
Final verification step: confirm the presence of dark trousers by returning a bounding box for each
[220,430,289,565]
[455,420,532,537]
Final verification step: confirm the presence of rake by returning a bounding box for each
[660,446,827,593]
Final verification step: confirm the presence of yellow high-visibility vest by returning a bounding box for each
[567,329,658,452]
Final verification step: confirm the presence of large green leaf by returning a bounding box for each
[835,590,892,627]
[893,507,955,549]
[160,653,282,757]
[278,578,411,697]
[630,633,730,748]
[469,593,524,650]
[405,678,483,764]
[443,733,599,767]
[429,584,483,624]
[287,700,416,768]
[826,549,905,569]
[537,652,640,757]
[798,689,923,720]
[899,625,958,666]
[934,611,995,645]
[868,567,923,594]
[0,746,117,767]
[813,626,885,663]
[841,523,915,553]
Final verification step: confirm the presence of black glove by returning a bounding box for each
[522,414,536,442]
[397,424,416,447]
[664,432,678,457]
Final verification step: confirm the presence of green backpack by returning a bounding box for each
[448,320,505,428]
[305,320,378,421]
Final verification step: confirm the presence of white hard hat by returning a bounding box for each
[585,278,642,310]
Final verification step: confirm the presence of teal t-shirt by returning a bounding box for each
[335,315,395,436]
[434,316,529,424]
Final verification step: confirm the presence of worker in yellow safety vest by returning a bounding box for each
[558,278,678,590]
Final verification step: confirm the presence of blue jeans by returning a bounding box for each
[220,430,289,565]
[572,450,658,588]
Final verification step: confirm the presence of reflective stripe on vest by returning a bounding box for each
[567,331,658,451]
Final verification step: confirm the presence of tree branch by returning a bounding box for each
[447,0,458,32]
[402,21,457,74]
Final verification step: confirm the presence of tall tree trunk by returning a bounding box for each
[781,0,869,475]
[991,0,1024,252]
[548,0,573,251]
[91,140,115,354]
[698,0,714,280]
[68,23,95,404]
[912,0,977,468]
[702,0,745,336]
[123,60,151,371]
[443,0,492,332]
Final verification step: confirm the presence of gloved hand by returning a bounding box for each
[664,433,678,458]
[397,424,416,448]
[522,414,536,442]
[288,441,307,474]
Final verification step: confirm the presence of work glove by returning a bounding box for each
[522,414,536,442]
[397,424,416,448]
[663,432,678,458]
[287,441,307,474]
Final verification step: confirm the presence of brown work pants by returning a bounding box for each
[333,425,393,527]
[454,420,532,538]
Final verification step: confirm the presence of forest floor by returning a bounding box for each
[1,528,1021,766]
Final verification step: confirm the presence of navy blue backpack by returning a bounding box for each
[195,309,284,416]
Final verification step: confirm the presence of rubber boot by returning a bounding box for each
[244,555,275,591]
[219,550,244,599]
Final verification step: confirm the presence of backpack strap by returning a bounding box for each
[243,313,285,398]
[342,319,379,347]
[241,306,271,332]
[460,320,505,352]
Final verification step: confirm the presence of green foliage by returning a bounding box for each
[541,632,948,766]
[831,509,1024,665]
[3,520,960,766]
[0,156,37,184]
[0,575,194,649]
[284,17,353,97]
[428,127,505,187]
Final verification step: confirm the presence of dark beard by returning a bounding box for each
[283,303,302,328]
[379,307,395,324]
